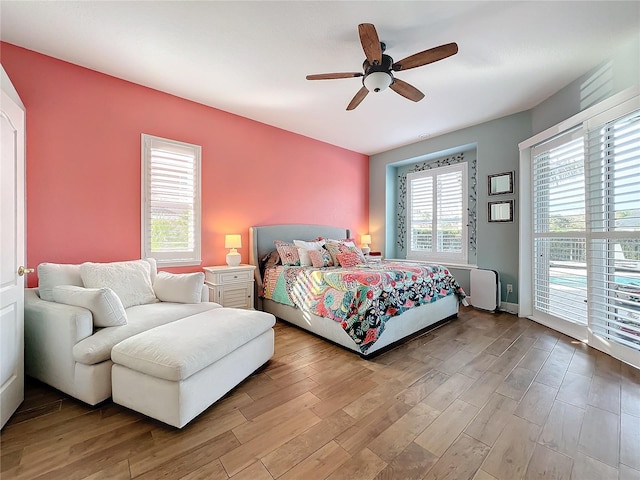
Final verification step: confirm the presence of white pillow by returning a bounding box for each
[294,239,326,267]
[52,285,127,327]
[153,271,205,304]
[144,257,158,284]
[37,263,83,302]
[80,260,157,309]
[327,238,355,247]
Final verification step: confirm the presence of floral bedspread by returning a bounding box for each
[261,261,466,354]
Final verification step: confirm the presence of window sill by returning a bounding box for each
[388,258,478,270]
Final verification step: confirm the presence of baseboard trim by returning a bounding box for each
[499,301,518,315]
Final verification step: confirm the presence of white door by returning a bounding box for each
[0,67,26,428]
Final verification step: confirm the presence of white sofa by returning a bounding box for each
[23,259,273,411]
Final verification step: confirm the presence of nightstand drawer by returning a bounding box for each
[215,269,253,284]
[203,266,255,284]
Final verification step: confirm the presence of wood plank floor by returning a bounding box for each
[2,307,640,480]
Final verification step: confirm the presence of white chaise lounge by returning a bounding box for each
[24,259,276,427]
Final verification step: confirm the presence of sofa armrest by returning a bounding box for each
[24,288,94,395]
[201,283,209,303]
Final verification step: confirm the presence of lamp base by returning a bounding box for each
[226,251,241,267]
[361,246,371,255]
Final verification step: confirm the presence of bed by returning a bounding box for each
[249,224,466,357]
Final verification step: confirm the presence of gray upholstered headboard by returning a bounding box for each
[249,224,350,288]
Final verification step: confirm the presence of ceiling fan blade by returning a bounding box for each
[306,72,363,80]
[346,86,369,110]
[390,78,425,102]
[358,23,382,65]
[393,43,458,71]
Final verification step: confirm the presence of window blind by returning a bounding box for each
[586,110,640,350]
[437,171,464,253]
[532,130,587,324]
[409,175,433,252]
[407,163,467,262]
[141,134,201,266]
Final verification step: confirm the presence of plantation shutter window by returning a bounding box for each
[586,110,640,351]
[141,134,201,266]
[526,98,640,363]
[407,163,468,263]
[532,128,587,325]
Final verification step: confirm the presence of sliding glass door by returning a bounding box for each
[533,130,588,325]
[527,100,640,364]
[587,110,640,352]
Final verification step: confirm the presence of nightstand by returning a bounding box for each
[203,264,256,309]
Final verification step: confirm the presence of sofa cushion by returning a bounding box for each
[153,271,204,304]
[111,308,276,381]
[80,260,157,309]
[37,263,83,302]
[73,302,222,365]
[53,285,127,327]
[145,257,158,284]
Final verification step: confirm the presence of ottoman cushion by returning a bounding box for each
[111,308,275,381]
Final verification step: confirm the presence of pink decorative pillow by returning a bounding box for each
[336,252,361,267]
[324,242,344,266]
[274,240,300,266]
[309,249,333,268]
[325,241,366,265]
[293,238,326,266]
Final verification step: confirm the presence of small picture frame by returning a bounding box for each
[488,172,514,195]
[488,200,514,223]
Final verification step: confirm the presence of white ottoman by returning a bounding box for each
[111,308,275,428]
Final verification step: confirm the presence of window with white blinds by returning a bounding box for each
[141,134,201,266]
[586,110,640,350]
[406,163,468,263]
[533,130,587,325]
[531,106,640,353]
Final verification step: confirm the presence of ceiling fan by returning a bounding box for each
[306,23,458,110]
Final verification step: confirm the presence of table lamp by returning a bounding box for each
[225,234,242,266]
[361,234,371,255]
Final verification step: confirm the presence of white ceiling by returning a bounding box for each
[1,1,639,155]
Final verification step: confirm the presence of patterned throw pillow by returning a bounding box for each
[308,249,333,268]
[325,240,366,266]
[260,250,281,271]
[336,252,361,267]
[274,240,300,266]
[293,238,327,266]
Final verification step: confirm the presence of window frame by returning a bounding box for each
[519,88,640,368]
[406,162,468,264]
[141,133,202,267]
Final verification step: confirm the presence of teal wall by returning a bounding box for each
[370,112,531,301]
[392,147,477,262]
[369,38,639,307]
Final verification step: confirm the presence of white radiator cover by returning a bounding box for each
[470,269,501,311]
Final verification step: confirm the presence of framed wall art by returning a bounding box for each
[488,199,514,222]
[488,171,514,195]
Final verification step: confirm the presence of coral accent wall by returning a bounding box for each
[1,43,369,287]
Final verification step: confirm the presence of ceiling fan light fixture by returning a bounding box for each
[363,71,392,93]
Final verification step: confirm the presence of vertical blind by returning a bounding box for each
[141,134,201,266]
[407,163,467,262]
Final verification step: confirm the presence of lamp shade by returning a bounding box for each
[363,72,392,93]
[361,234,372,246]
[224,234,242,249]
